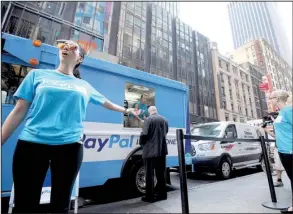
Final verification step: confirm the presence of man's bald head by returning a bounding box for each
[148,106,158,116]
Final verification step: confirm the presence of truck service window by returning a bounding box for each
[124,83,155,128]
[1,62,33,105]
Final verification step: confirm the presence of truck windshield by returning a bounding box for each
[191,124,222,137]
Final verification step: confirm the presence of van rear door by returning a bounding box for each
[238,125,262,164]
[221,124,241,163]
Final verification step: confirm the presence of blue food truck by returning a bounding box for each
[1,33,191,200]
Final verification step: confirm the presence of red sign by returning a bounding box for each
[259,83,269,91]
[254,40,264,68]
[267,73,273,92]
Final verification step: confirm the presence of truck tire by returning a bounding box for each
[129,159,157,194]
[216,157,232,179]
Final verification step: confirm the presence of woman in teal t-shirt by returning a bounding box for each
[1,40,133,213]
[265,90,292,213]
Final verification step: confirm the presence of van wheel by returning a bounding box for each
[257,156,266,172]
[130,159,157,194]
[216,158,232,179]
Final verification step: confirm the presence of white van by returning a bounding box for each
[190,122,263,179]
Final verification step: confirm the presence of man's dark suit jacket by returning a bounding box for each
[139,113,169,159]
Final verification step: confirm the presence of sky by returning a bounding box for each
[179,2,292,55]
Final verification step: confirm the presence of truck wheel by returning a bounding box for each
[216,157,232,179]
[130,159,157,194]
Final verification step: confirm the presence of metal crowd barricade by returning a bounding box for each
[176,129,289,214]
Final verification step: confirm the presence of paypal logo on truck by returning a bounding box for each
[82,134,177,152]
[82,134,135,152]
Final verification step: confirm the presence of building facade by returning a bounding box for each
[240,62,268,118]
[212,43,257,122]
[1,1,110,53]
[228,2,292,66]
[153,2,180,18]
[228,39,292,92]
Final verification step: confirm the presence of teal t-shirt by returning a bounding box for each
[14,69,107,145]
[138,101,149,119]
[274,106,293,154]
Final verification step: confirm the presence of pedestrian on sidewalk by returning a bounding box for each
[139,106,169,203]
[265,90,292,213]
[1,40,133,213]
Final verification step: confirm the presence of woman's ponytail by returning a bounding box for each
[73,68,81,79]
[73,43,86,79]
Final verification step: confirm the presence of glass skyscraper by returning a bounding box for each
[228,2,292,66]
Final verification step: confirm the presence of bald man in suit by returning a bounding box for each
[139,106,169,202]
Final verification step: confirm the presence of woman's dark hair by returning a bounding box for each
[73,44,86,79]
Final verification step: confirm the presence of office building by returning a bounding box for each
[211,43,257,122]
[1,1,110,53]
[240,62,268,118]
[228,38,292,92]
[108,2,217,123]
[228,2,292,66]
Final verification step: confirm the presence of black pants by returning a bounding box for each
[279,152,293,205]
[12,140,83,213]
[144,156,167,198]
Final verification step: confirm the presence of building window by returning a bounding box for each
[220,73,224,83]
[218,59,222,68]
[225,113,229,121]
[83,16,90,24]
[221,86,225,96]
[232,66,237,74]
[222,100,226,110]
[204,105,209,117]
[234,79,238,87]
[124,83,154,128]
[79,2,85,9]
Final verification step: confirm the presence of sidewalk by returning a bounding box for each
[79,172,291,213]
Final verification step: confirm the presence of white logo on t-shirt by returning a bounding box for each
[39,80,88,96]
